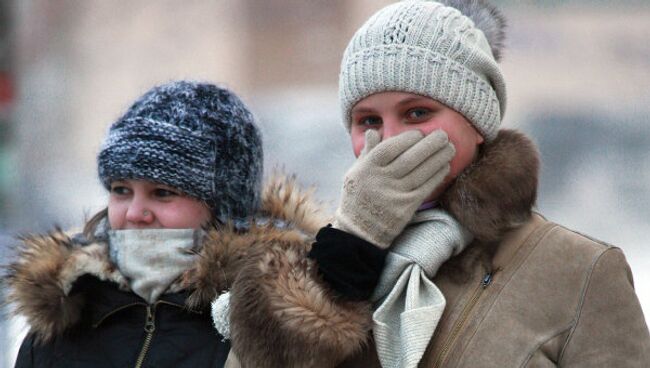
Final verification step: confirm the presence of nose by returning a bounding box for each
[380,116,409,140]
[125,195,153,224]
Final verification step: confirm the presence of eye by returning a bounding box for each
[357,115,382,128]
[110,184,131,196]
[406,107,432,122]
[153,187,180,198]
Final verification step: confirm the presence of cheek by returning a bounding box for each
[350,125,440,157]
[415,123,441,137]
[350,130,365,157]
[159,201,211,229]
[448,145,476,179]
[446,133,481,179]
[428,116,482,179]
[185,205,211,228]
[107,200,125,230]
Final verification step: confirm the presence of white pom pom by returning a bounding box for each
[435,0,506,61]
[211,291,231,340]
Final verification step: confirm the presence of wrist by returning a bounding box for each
[333,213,393,249]
[308,225,388,301]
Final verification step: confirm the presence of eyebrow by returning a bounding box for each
[350,107,376,114]
[396,96,433,107]
[352,95,439,114]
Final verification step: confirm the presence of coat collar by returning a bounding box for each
[5,129,538,342]
[71,275,199,330]
[441,129,540,243]
[5,175,328,343]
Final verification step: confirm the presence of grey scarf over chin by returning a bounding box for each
[108,228,203,304]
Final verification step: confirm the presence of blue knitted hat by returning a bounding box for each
[97,81,263,223]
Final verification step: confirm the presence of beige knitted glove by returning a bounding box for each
[333,129,455,248]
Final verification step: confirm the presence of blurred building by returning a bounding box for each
[1,1,649,366]
[0,0,14,365]
[5,0,400,232]
[0,0,13,223]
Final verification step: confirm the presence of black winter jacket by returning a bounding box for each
[4,223,249,368]
[7,177,332,368]
[15,276,229,368]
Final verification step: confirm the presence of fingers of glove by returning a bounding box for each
[388,130,450,177]
[402,145,454,190]
[367,129,424,166]
[360,129,381,158]
[411,163,451,200]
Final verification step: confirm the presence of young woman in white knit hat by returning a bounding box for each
[217,1,650,367]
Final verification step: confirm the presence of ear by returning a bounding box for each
[476,132,485,145]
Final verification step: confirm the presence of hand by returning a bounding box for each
[333,129,455,248]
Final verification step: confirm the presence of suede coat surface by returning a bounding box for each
[226,130,650,367]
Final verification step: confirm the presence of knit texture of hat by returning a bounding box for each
[97,81,263,223]
[339,0,506,141]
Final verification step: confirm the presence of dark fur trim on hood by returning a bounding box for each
[5,132,537,345]
[4,175,329,342]
[228,229,371,368]
[441,129,539,242]
[185,174,329,309]
[4,232,127,343]
[220,176,371,367]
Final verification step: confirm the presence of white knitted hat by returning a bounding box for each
[339,0,506,141]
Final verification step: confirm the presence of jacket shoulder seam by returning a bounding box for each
[553,225,618,251]
[557,247,620,363]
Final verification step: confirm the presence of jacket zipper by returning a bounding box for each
[134,304,157,368]
[93,300,198,368]
[432,271,494,368]
[92,302,145,328]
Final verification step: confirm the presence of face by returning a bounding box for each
[350,91,484,201]
[108,179,211,230]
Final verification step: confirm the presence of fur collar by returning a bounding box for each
[441,129,539,243]
[5,129,538,343]
[4,175,328,343]
[227,130,539,367]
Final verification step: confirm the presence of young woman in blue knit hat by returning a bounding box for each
[6,80,268,368]
[217,1,650,367]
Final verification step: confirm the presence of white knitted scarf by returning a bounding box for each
[371,208,473,368]
[108,228,201,304]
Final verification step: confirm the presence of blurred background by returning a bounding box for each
[1,0,649,366]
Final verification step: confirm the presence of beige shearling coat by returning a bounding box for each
[225,130,650,367]
[339,213,650,367]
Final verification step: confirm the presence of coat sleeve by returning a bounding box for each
[559,248,650,367]
[227,229,373,368]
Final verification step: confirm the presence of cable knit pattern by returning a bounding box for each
[339,0,506,141]
[371,208,473,368]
